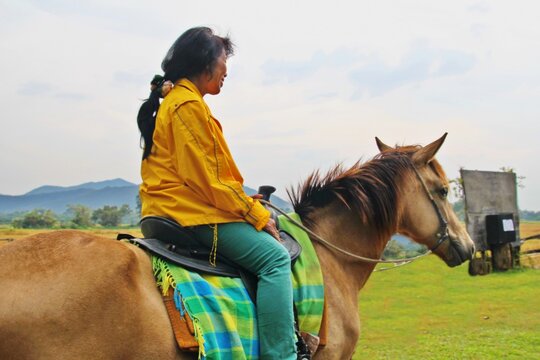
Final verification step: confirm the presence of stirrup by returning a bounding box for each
[295,330,311,360]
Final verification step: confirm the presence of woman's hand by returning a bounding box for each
[251,194,280,240]
[263,218,281,241]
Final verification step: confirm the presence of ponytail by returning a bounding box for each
[137,75,165,160]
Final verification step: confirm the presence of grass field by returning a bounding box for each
[1,224,539,359]
[354,221,540,359]
[354,256,539,359]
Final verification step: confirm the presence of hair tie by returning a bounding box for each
[161,81,173,97]
[150,74,165,87]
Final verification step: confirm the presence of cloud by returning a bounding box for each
[260,48,361,84]
[432,49,476,76]
[259,43,475,99]
[16,81,88,102]
[18,81,53,96]
[113,70,149,86]
[24,0,171,38]
[54,92,88,101]
[307,91,339,103]
[468,2,490,13]
[350,44,475,97]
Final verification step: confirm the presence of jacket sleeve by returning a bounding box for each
[170,100,270,230]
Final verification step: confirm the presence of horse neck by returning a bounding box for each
[302,200,397,356]
[307,200,395,293]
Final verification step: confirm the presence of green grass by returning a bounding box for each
[354,255,540,359]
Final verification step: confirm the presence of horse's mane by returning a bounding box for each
[288,147,429,243]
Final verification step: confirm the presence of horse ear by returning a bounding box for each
[412,133,448,165]
[375,137,393,152]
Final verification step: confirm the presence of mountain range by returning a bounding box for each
[0,179,292,214]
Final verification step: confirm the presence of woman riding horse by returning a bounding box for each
[136,27,297,359]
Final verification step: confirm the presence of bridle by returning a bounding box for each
[260,163,450,267]
[411,166,450,252]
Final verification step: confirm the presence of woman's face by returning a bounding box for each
[205,50,227,95]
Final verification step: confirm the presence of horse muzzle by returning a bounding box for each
[436,234,475,267]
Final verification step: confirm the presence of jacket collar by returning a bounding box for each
[175,78,203,99]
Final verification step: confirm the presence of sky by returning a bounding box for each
[1,0,540,210]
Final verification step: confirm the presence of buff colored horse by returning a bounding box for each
[0,135,474,360]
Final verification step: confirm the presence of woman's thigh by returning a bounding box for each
[190,222,289,274]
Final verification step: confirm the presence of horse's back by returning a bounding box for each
[0,230,183,359]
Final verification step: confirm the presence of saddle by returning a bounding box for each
[119,215,302,303]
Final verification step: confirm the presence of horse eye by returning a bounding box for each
[438,187,448,198]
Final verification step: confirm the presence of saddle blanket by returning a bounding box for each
[152,213,325,360]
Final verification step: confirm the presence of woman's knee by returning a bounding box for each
[275,243,291,265]
[260,242,291,272]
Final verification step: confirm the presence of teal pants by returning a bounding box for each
[190,222,296,360]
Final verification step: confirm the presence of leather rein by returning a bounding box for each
[260,165,450,267]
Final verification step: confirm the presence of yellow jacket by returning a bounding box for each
[140,78,270,230]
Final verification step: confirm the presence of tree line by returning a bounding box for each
[5,204,136,229]
[382,239,427,259]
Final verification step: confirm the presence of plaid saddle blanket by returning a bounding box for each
[152,213,325,360]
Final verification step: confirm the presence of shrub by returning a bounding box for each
[12,209,59,228]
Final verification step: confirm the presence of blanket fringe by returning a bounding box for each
[153,257,206,358]
[153,257,176,296]
[193,318,206,359]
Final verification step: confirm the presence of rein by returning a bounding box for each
[262,200,426,266]
[260,165,450,268]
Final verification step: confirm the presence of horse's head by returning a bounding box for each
[376,133,475,267]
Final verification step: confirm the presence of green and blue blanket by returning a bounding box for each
[153,213,324,360]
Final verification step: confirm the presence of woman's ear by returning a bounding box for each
[205,67,214,81]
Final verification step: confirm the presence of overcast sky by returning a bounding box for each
[1,0,539,210]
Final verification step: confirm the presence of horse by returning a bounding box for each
[0,134,474,360]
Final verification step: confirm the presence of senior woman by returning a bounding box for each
[136,27,296,359]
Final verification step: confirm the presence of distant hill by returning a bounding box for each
[25,178,134,196]
[391,233,423,250]
[0,179,292,214]
[243,186,293,213]
[0,182,139,213]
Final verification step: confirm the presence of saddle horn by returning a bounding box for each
[257,185,276,201]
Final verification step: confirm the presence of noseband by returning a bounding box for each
[411,166,450,252]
